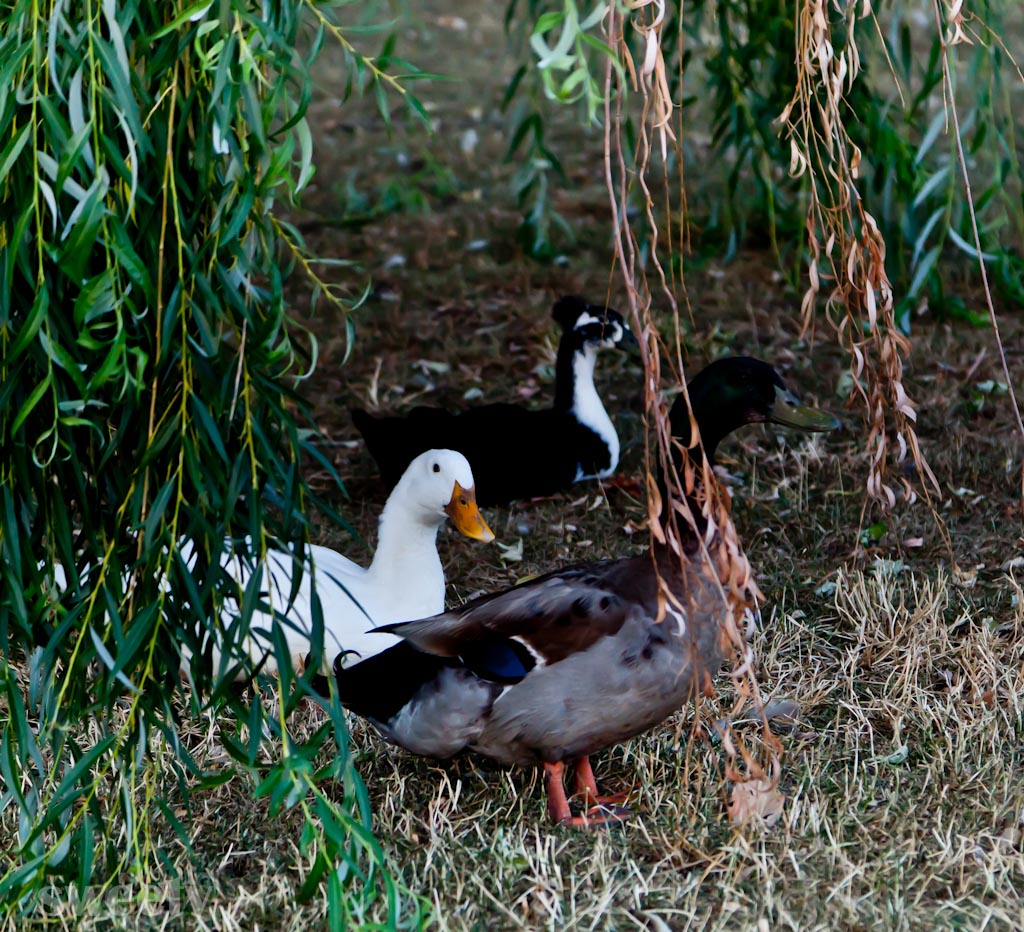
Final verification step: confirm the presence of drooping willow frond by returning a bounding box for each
[599,0,782,824]
[780,0,940,514]
[0,2,426,923]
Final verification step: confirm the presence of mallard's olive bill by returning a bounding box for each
[769,385,841,432]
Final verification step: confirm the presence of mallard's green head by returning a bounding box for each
[669,357,839,462]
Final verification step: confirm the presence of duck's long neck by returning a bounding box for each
[553,337,584,413]
[669,379,732,465]
[554,341,616,453]
[365,494,443,588]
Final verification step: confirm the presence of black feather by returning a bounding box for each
[334,641,456,724]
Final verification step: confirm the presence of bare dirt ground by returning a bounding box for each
[19,3,1023,930]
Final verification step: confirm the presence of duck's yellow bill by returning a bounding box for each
[445,481,495,542]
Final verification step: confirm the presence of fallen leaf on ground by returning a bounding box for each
[728,779,785,827]
[497,539,523,563]
[952,563,983,588]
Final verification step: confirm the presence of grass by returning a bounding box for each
[14,544,1020,929]
[7,2,1024,929]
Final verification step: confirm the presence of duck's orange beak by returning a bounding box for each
[444,481,495,542]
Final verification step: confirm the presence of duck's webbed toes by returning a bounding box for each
[560,802,633,829]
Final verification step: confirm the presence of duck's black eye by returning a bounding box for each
[433,463,440,473]
[460,497,468,506]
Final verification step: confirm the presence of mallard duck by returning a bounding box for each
[351,296,637,507]
[334,358,838,825]
[183,449,495,680]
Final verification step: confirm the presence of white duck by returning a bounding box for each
[190,449,495,681]
[48,450,494,682]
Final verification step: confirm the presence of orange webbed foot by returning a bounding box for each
[571,756,634,808]
[559,803,633,828]
[545,759,636,829]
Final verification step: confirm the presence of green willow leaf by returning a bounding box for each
[152,0,217,40]
[11,376,53,436]
[0,0,421,923]
[0,124,31,182]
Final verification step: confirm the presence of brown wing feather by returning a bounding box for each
[379,557,657,664]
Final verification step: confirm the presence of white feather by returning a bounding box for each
[46,450,480,681]
[570,346,619,481]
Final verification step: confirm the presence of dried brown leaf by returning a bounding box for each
[728,778,785,828]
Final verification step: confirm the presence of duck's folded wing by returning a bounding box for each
[304,543,364,582]
[376,566,636,674]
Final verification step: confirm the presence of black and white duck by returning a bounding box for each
[351,296,637,507]
[333,357,838,825]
